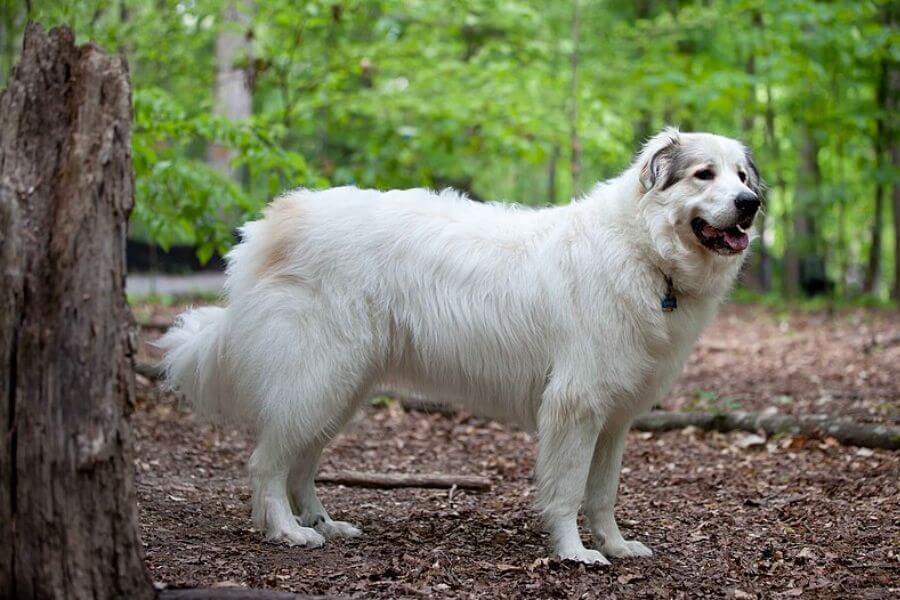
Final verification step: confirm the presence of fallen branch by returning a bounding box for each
[158,589,316,599]
[402,397,899,450]
[633,410,900,450]
[315,470,491,491]
[135,366,897,450]
[398,395,456,416]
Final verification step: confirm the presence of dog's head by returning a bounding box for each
[637,128,763,259]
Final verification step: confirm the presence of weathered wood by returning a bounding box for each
[398,395,458,417]
[316,470,492,491]
[137,364,900,451]
[159,589,321,600]
[403,395,899,450]
[0,23,152,599]
[633,410,900,450]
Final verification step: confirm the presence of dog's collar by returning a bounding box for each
[660,270,677,312]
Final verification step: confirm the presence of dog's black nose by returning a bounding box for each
[734,192,760,216]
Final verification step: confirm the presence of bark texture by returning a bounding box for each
[0,23,152,599]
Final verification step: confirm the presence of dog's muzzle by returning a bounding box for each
[734,192,760,226]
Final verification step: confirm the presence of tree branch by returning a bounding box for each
[315,470,491,491]
[134,362,899,450]
[633,410,899,450]
[158,589,318,600]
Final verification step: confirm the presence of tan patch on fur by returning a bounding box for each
[256,197,306,281]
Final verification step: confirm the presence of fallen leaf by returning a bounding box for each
[211,580,245,588]
[734,433,767,449]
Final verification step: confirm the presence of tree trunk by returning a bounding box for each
[864,57,889,294]
[547,144,560,204]
[893,140,900,301]
[208,2,253,177]
[568,0,581,194]
[742,10,771,292]
[762,81,790,296]
[790,128,826,296]
[0,23,152,599]
[886,8,900,301]
[632,0,654,151]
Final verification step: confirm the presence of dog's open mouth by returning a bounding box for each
[691,217,749,255]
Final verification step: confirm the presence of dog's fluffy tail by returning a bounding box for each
[157,306,238,422]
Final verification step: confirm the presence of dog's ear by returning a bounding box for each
[639,129,681,192]
[743,149,766,204]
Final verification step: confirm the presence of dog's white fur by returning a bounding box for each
[159,128,760,564]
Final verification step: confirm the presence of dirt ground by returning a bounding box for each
[134,304,899,598]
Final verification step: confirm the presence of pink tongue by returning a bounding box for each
[723,229,749,251]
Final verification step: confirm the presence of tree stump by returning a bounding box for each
[0,23,152,599]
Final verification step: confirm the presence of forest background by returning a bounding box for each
[3,0,897,301]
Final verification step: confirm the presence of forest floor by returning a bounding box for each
[133,304,899,598]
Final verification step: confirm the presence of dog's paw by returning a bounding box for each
[601,540,653,558]
[296,513,363,538]
[266,523,325,548]
[558,548,611,566]
[315,519,362,538]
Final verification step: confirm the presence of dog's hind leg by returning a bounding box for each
[287,398,364,539]
[250,389,366,547]
[249,431,325,548]
[288,438,362,539]
[535,400,608,565]
[243,306,375,548]
[583,421,653,558]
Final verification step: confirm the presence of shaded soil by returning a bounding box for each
[667,306,899,425]
[133,305,900,598]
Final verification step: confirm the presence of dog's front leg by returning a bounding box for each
[535,404,608,565]
[583,421,653,558]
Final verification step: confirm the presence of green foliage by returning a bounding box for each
[3,0,897,298]
[132,86,312,257]
[731,288,897,312]
[690,389,741,414]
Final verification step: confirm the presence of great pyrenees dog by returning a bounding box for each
[160,128,761,565]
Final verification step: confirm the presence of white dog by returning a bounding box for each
[159,128,761,565]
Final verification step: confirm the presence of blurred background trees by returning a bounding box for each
[2,0,897,300]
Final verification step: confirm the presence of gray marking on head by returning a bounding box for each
[743,148,765,203]
[659,146,697,191]
[640,130,682,191]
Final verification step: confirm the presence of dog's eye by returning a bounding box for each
[738,171,747,183]
[694,169,715,181]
